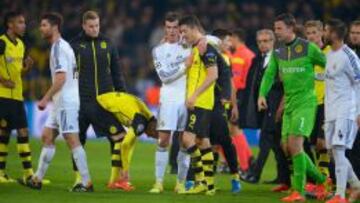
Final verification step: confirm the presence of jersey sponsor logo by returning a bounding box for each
[281,67,306,74]
[5,56,23,63]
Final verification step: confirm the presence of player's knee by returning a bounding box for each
[198,138,211,149]
[158,132,170,148]
[17,128,29,137]
[182,132,195,148]
[41,134,54,146]
[64,134,81,149]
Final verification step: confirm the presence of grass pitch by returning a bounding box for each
[0,139,322,203]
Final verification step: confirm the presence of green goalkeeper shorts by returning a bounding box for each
[281,105,317,142]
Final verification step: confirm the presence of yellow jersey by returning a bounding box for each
[0,34,25,101]
[96,92,153,127]
[314,45,331,105]
[186,44,218,110]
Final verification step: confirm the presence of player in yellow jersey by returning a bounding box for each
[96,91,157,190]
[178,15,219,195]
[0,11,34,183]
[304,21,332,188]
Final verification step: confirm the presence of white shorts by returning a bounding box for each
[156,102,187,131]
[325,119,358,149]
[45,107,79,135]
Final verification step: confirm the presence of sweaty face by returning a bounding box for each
[165,20,179,43]
[82,18,100,38]
[180,24,195,45]
[256,33,274,54]
[274,21,292,42]
[39,19,54,40]
[305,26,323,45]
[349,25,360,45]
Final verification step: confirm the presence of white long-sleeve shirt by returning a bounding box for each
[325,44,360,122]
[152,41,191,103]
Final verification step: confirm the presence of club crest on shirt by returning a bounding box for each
[101,41,107,49]
[109,125,118,134]
[0,119,7,128]
[295,44,303,53]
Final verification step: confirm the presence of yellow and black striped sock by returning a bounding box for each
[201,148,215,191]
[0,135,10,177]
[317,149,330,177]
[187,145,205,184]
[17,136,33,178]
[110,141,121,183]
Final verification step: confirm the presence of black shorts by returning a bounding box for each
[209,103,230,145]
[0,98,27,131]
[310,104,325,144]
[185,107,212,138]
[79,101,125,139]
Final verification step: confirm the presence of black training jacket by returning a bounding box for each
[71,32,126,103]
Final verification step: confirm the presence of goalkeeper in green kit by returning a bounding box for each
[258,13,328,202]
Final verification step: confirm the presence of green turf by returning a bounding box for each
[0,138,321,203]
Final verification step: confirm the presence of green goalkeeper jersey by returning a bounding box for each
[259,37,326,112]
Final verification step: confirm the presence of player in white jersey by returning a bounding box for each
[324,19,360,203]
[21,13,93,192]
[149,12,193,194]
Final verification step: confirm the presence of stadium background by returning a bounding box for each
[1,0,359,143]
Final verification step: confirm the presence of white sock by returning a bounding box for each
[332,147,349,198]
[35,146,55,180]
[72,146,91,186]
[177,148,190,183]
[155,146,168,183]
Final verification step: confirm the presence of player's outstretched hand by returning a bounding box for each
[257,96,268,111]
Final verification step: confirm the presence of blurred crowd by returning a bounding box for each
[0,0,359,101]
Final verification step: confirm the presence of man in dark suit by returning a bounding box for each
[240,29,290,191]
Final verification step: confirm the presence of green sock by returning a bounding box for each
[292,152,306,195]
[304,153,326,184]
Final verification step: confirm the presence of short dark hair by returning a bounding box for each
[232,28,246,42]
[326,18,347,40]
[4,11,23,29]
[275,13,296,28]
[212,28,232,40]
[179,15,203,30]
[165,11,180,23]
[41,12,63,31]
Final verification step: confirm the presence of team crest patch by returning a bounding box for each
[295,44,303,53]
[109,125,118,134]
[101,41,107,49]
[0,119,7,128]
